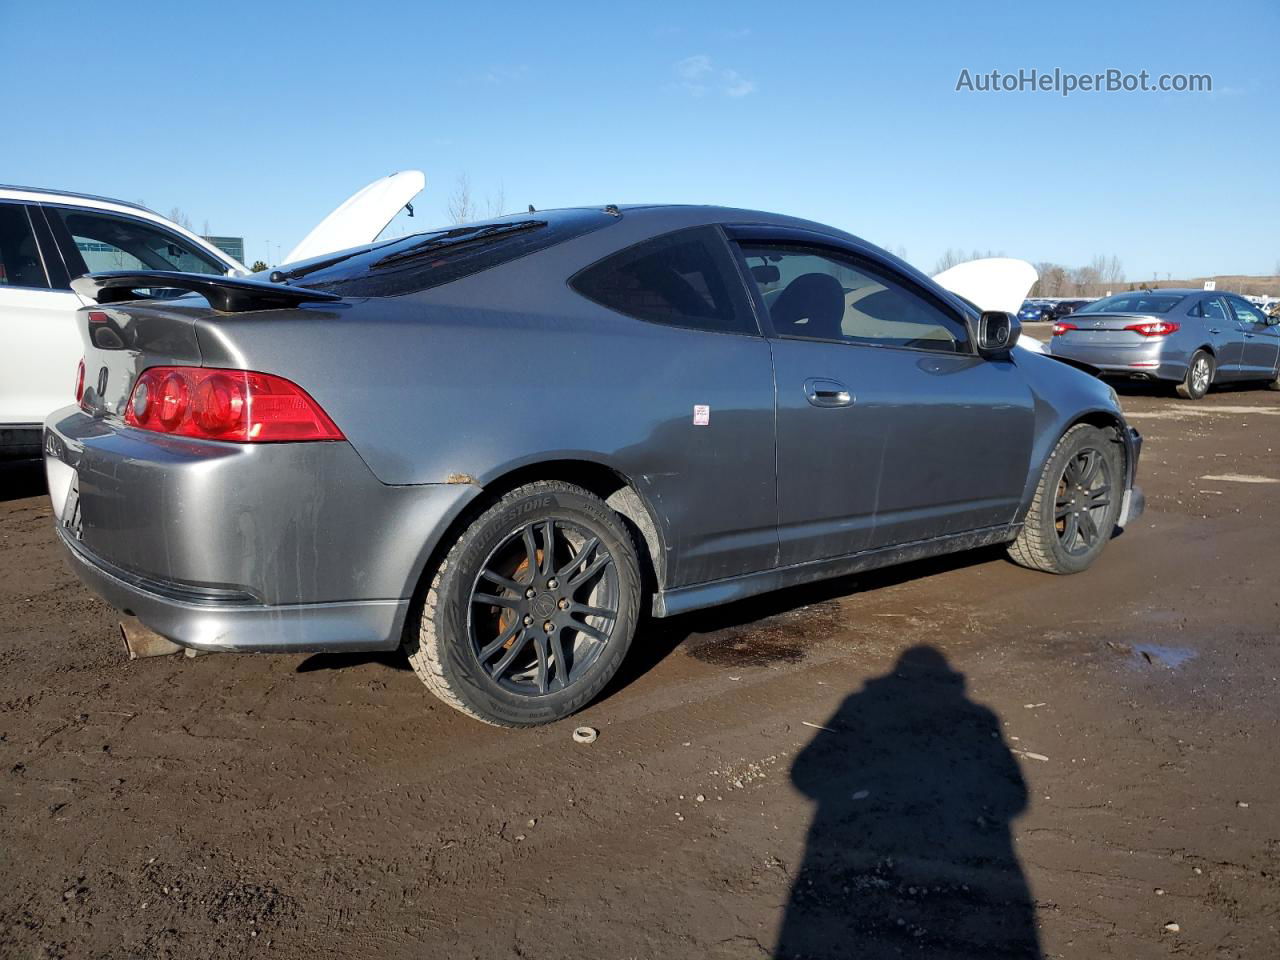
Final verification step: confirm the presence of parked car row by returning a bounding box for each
[1017,298,1096,324]
[43,202,1145,726]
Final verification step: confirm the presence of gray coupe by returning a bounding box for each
[45,205,1144,726]
[1048,289,1280,399]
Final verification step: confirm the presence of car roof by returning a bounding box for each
[0,184,155,214]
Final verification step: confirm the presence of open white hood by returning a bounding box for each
[931,257,1038,315]
[281,170,425,266]
[932,257,1044,353]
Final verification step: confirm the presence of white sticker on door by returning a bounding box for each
[693,404,710,426]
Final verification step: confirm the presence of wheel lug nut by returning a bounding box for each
[523,615,533,626]
[543,621,554,633]
[547,579,558,589]
[525,588,536,598]
[558,598,570,610]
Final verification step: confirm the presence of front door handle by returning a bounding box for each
[803,377,853,408]
[1209,327,1221,334]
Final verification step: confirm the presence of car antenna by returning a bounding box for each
[603,204,621,217]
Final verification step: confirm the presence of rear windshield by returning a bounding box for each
[286,208,618,297]
[1076,293,1185,314]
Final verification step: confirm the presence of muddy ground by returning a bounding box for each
[1,385,1278,959]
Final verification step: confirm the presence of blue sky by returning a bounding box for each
[5,0,1276,277]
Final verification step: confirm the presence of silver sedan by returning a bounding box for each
[1048,290,1280,399]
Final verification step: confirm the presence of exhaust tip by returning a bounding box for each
[120,617,182,660]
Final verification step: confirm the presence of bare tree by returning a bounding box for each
[933,248,963,273]
[1030,262,1068,298]
[484,185,506,219]
[1071,263,1102,296]
[167,207,193,230]
[202,218,211,237]
[446,174,475,225]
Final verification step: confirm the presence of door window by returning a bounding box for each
[0,203,50,289]
[738,243,969,353]
[1227,296,1266,325]
[571,227,756,335]
[50,208,226,276]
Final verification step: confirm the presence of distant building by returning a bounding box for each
[201,235,245,263]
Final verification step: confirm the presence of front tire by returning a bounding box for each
[406,481,641,727]
[1008,424,1124,574]
[1176,350,1213,400]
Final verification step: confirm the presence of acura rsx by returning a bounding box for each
[44,205,1144,726]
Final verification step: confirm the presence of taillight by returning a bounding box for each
[1052,322,1077,336]
[1124,320,1180,337]
[124,367,343,442]
[74,359,86,405]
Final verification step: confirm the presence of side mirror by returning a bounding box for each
[977,310,1021,357]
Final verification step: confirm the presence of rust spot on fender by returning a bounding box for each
[445,472,477,485]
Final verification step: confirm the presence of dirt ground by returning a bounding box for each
[1,384,1278,960]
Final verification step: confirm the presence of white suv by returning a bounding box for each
[1,172,423,456]
[0,187,247,455]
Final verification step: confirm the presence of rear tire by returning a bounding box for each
[406,481,641,727]
[1008,424,1124,574]
[1176,350,1213,400]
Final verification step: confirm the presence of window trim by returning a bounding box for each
[567,225,764,338]
[42,201,230,280]
[726,227,976,356]
[0,201,54,292]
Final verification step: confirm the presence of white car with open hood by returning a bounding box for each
[0,172,425,456]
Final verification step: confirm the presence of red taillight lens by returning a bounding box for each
[124,367,343,442]
[74,359,86,404]
[1052,322,1077,336]
[1124,320,1180,337]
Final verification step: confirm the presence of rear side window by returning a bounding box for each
[0,203,50,289]
[1189,297,1228,321]
[570,226,756,335]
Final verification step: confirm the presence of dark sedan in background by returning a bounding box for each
[46,205,1144,726]
[1050,299,1093,320]
[1049,289,1280,399]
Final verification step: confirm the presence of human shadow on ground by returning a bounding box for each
[775,645,1041,960]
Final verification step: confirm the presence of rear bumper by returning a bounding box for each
[44,407,476,652]
[1049,341,1185,381]
[58,524,410,652]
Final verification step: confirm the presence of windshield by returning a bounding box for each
[1076,293,1185,314]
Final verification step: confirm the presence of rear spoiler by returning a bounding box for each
[71,271,341,313]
